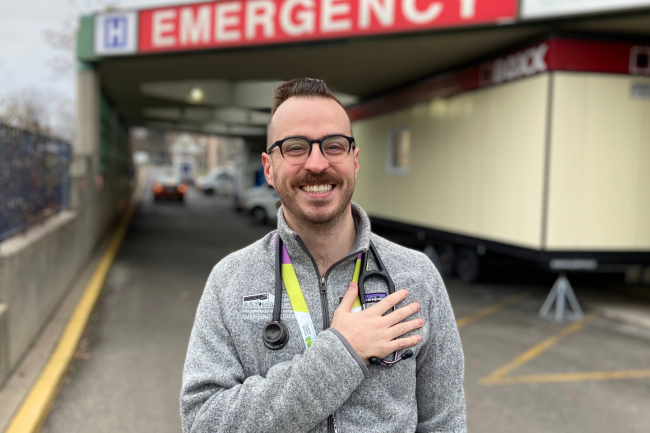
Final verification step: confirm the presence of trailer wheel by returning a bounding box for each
[456,247,480,284]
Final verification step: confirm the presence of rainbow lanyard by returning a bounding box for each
[280,242,364,349]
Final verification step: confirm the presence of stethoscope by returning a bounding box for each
[263,236,414,367]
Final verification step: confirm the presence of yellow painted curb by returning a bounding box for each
[4,173,146,433]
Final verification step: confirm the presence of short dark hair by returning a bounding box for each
[271,78,344,116]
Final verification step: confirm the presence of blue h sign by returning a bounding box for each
[104,16,128,49]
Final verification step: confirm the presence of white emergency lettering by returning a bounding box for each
[153,10,177,47]
[144,0,511,52]
[358,0,395,29]
[215,2,242,42]
[459,0,476,19]
[402,0,443,25]
[321,0,352,33]
[490,43,548,85]
[279,0,315,36]
[180,6,212,45]
[246,0,277,39]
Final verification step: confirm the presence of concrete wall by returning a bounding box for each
[546,72,650,250]
[0,212,84,370]
[353,74,550,249]
[0,67,131,385]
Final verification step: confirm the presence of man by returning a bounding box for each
[181,78,466,432]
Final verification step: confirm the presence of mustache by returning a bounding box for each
[291,172,341,187]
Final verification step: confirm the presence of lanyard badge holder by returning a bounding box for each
[358,242,413,367]
[264,235,318,351]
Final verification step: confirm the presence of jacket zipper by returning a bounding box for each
[294,236,362,433]
[294,236,362,329]
[320,276,329,328]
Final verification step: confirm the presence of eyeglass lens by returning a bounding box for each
[280,136,351,164]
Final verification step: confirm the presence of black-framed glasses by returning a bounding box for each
[267,135,355,165]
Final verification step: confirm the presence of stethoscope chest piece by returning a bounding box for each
[263,320,289,350]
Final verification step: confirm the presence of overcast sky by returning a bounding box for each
[0,0,199,102]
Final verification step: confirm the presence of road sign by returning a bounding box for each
[94,12,138,56]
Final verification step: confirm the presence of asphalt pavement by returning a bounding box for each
[41,170,650,433]
[41,172,272,433]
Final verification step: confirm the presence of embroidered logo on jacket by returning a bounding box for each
[241,293,274,320]
[364,293,387,304]
[338,292,387,309]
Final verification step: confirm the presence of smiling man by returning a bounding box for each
[181,79,466,433]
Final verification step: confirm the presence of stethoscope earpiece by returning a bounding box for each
[263,320,289,350]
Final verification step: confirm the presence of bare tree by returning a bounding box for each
[45,0,119,76]
[0,92,49,135]
[0,1,119,141]
[0,90,75,141]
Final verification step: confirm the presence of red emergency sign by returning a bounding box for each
[139,0,518,53]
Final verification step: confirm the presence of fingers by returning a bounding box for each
[388,334,422,353]
[337,282,359,312]
[387,318,424,340]
[383,301,420,326]
[368,289,409,315]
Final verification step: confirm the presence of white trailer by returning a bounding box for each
[350,34,650,284]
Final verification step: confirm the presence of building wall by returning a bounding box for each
[353,74,550,249]
[546,72,650,250]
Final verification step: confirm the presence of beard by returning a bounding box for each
[273,170,355,226]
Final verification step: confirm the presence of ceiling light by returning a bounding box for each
[189,87,204,103]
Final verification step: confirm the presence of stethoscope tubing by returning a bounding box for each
[265,236,413,367]
[358,242,412,367]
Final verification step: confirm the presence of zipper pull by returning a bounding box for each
[320,277,326,286]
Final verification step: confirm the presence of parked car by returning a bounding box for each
[153,175,187,202]
[242,184,280,224]
[133,151,150,165]
[195,167,234,195]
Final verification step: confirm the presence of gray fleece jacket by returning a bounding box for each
[181,203,466,433]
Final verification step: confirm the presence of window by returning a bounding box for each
[386,128,411,174]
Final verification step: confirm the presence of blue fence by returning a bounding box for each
[0,123,71,242]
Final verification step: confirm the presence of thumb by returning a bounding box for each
[339,281,359,312]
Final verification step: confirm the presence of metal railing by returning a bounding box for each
[0,123,71,242]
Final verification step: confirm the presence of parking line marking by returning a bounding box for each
[456,291,531,329]
[482,370,650,385]
[5,175,145,433]
[480,311,598,384]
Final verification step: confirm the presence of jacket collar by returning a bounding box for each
[276,202,372,269]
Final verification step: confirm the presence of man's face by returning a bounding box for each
[263,97,359,225]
